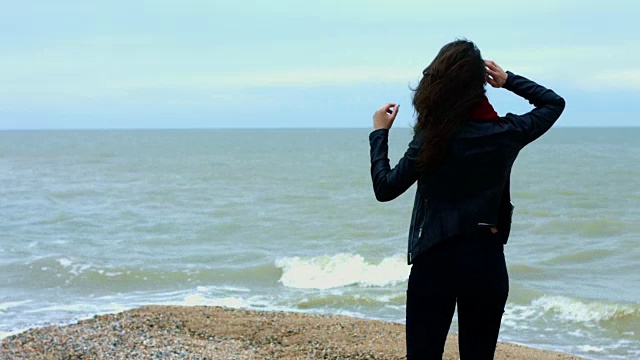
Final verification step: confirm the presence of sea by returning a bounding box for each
[0,128,638,359]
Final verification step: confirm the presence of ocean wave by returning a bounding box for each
[20,256,93,276]
[576,344,605,353]
[24,303,128,314]
[296,293,405,309]
[195,285,251,293]
[0,330,24,339]
[508,264,545,275]
[532,218,627,237]
[532,295,639,323]
[541,249,616,265]
[7,258,210,289]
[0,300,32,312]
[8,257,288,292]
[178,294,249,308]
[505,295,639,324]
[275,253,409,289]
[158,286,270,309]
[54,257,93,276]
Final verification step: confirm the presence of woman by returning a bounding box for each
[369,40,565,359]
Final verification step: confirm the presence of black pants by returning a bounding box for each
[406,227,509,359]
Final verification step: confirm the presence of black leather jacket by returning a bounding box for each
[369,72,566,264]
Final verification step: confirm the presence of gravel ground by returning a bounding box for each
[1,305,584,359]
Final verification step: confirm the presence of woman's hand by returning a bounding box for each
[485,60,508,88]
[373,103,399,130]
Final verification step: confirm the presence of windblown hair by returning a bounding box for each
[413,39,487,171]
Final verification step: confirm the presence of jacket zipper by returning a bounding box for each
[411,200,427,264]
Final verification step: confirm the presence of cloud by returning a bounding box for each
[482,43,640,91]
[216,0,584,21]
[166,92,278,107]
[1,4,639,102]
[587,70,640,91]
[6,42,634,97]
[189,41,636,89]
[112,67,419,91]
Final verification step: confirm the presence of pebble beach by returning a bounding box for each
[1,306,584,359]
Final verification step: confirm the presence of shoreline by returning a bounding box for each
[1,305,585,359]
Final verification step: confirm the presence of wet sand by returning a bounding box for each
[1,305,584,359]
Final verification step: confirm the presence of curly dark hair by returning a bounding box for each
[412,39,487,170]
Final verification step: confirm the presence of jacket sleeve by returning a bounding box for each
[369,129,421,202]
[503,71,566,145]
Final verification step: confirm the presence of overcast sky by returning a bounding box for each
[1,0,639,129]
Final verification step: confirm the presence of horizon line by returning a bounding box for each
[1,125,639,131]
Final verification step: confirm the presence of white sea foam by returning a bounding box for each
[171,286,254,308]
[24,303,128,314]
[275,253,409,289]
[503,303,540,322]
[218,286,252,293]
[0,300,31,312]
[567,329,587,338]
[376,294,394,303]
[57,258,73,267]
[577,345,605,353]
[503,294,639,332]
[532,295,638,323]
[195,285,251,293]
[180,294,249,308]
[0,330,23,339]
[51,257,93,276]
